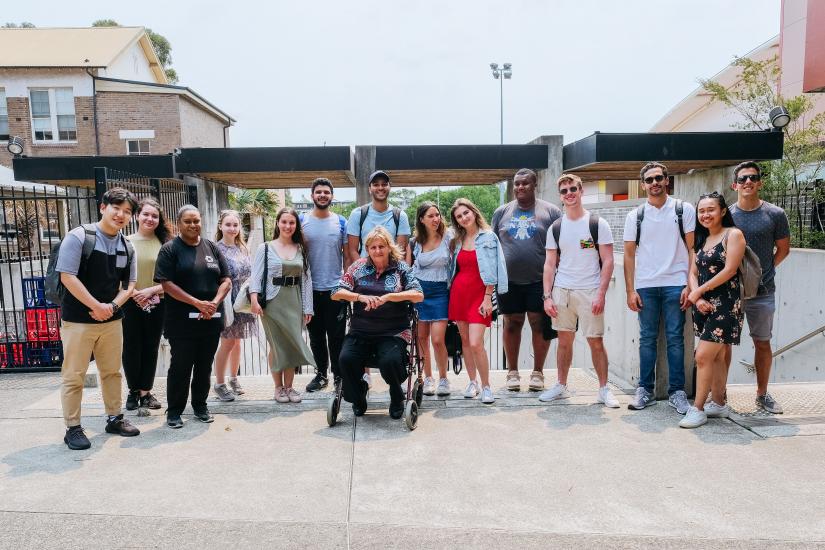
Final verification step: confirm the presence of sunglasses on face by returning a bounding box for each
[643,175,666,184]
[736,174,761,183]
[559,186,579,195]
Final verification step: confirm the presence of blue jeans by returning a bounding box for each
[637,286,686,395]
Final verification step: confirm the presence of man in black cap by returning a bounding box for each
[345,170,411,268]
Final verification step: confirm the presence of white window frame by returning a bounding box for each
[29,87,77,143]
[0,89,8,142]
[126,139,151,155]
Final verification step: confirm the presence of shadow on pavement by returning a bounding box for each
[536,403,610,430]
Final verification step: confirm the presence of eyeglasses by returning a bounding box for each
[736,174,761,183]
[643,175,666,184]
[559,186,579,195]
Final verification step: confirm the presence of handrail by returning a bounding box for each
[739,324,825,372]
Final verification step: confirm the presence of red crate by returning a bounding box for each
[25,308,61,342]
[0,343,26,369]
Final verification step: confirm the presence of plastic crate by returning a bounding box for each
[0,342,26,369]
[23,277,56,309]
[24,341,64,368]
[25,308,61,342]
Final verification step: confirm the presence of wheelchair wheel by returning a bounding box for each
[414,378,423,406]
[404,400,418,431]
[326,395,341,427]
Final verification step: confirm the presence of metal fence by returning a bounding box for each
[766,182,825,249]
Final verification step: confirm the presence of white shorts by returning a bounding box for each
[551,287,604,338]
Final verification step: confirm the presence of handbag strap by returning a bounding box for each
[261,243,269,298]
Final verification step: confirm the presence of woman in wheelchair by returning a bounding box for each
[332,226,423,419]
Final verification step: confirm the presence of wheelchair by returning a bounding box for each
[326,305,424,430]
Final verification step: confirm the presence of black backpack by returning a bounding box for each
[635,199,686,246]
[550,214,603,268]
[44,224,134,306]
[357,204,402,254]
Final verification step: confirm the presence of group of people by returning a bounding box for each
[57,159,789,449]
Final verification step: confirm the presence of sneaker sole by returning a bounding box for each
[63,437,91,451]
[436,391,451,396]
[628,400,656,410]
[423,390,436,396]
[105,428,140,437]
[598,399,621,408]
[667,401,688,415]
[679,418,708,428]
[538,394,570,403]
[195,416,214,423]
[168,422,183,429]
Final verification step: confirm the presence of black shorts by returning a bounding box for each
[498,281,544,314]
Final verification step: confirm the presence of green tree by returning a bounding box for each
[330,201,357,219]
[92,20,178,84]
[701,55,825,248]
[405,184,500,236]
[3,22,35,27]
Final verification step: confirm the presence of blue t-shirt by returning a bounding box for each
[346,204,411,257]
[301,212,346,291]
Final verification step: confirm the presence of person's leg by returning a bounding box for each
[60,321,97,427]
[214,336,233,385]
[526,311,551,373]
[283,367,295,389]
[457,321,477,382]
[139,302,165,393]
[375,337,407,405]
[743,294,776,396]
[636,287,661,394]
[587,337,609,386]
[429,320,449,380]
[166,338,195,418]
[120,302,142,394]
[417,321,433,378]
[326,299,347,380]
[556,331,575,385]
[191,335,221,413]
[710,345,730,405]
[229,341,242,378]
[339,335,370,411]
[661,286,687,395]
[693,340,725,411]
[502,312,525,374]
[93,320,125,418]
[306,291,330,378]
[468,323,490,387]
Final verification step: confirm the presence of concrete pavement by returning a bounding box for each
[1,370,824,549]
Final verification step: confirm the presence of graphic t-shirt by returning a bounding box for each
[545,212,613,290]
[729,201,790,294]
[492,199,561,284]
[154,236,230,338]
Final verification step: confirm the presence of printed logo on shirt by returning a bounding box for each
[507,211,536,240]
[580,238,595,249]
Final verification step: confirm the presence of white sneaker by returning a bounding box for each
[538,382,570,403]
[597,386,620,408]
[480,386,495,404]
[463,380,479,399]
[362,373,373,389]
[679,406,708,428]
[422,377,436,396]
[704,400,730,418]
[436,378,451,396]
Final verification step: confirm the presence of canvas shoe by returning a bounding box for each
[286,388,302,403]
[480,386,495,404]
[679,406,708,429]
[597,386,620,408]
[704,400,730,418]
[668,390,690,415]
[538,382,571,403]
[463,380,479,399]
[436,378,451,396]
[274,387,290,403]
[422,377,436,396]
[506,371,521,391]
[528,371,545,391]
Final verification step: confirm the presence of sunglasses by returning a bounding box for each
[699,191,722,200]
[559,186,579,195]
[736,174,761,183]
[643,175,666,184]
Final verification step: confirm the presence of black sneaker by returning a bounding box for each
[193,409,214,423]
[305,374,329,392]
[64,425,91,450]
[143,393,162,410]
[105,414,140,437]
[125,391,139,411]
[167,415,184,429]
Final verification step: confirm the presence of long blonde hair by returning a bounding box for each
[215,209,248,253]
[449,198,490,251]
[364,226,405,264]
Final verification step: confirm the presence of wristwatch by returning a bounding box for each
[542,292,553,300]
[110,302,120,314]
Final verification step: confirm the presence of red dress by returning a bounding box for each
[448,249,491,327]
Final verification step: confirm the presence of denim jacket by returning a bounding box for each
[448,229,509,294]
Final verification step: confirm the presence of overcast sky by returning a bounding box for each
[4,0,781,199]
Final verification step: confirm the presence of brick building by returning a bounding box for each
[0,26,233,168]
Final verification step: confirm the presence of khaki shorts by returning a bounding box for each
[551,287,604,338]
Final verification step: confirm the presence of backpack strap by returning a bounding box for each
[119,234,135,285]
[589,214,603,269]
[357,204,370,254]
[337,214,347,239]
[77,223,98,277]
[392,207,401,237]
[675,199,686,244]
[634,203,645,246]
[550,218,562,264]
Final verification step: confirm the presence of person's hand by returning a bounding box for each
[89,302,113,322]
[251,301,263,316]
[543,297,558,318]
[194,299,217,316]
[679,287,691,311]
[688,287,704,305]
[131,288,154,308]
[695,298,714,315]
[478,295,493,318]
[591,291,606,315]
[627,291,642,312]
[304,314,312,324]
[361,295,383,311]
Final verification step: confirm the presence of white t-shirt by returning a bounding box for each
[545,212,613,289]
[623,197,696,289]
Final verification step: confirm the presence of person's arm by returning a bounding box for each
[681,231,696,310]
[623,241,641,312]
[396,235,410,253]
[161,280,217,317]
[774,236,790,268]
[592,243,614,315]
[688,255,712,315]
[345,235,359,270]
[688,229,746,304]
[405,242,413,265]
[542,248,558,318]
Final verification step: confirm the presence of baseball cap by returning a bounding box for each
[369,170,390,184]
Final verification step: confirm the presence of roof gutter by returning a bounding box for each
[85,68,101,155]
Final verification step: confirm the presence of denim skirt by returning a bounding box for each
[416,280,449,322]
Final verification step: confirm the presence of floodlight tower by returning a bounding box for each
[490,62,512,144]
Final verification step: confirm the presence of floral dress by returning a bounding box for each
[217,241,259,339]
[693,236,743,345]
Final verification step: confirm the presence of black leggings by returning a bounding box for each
[122,300,165,392]
[166,335,221,417]
[339,334,408,404]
